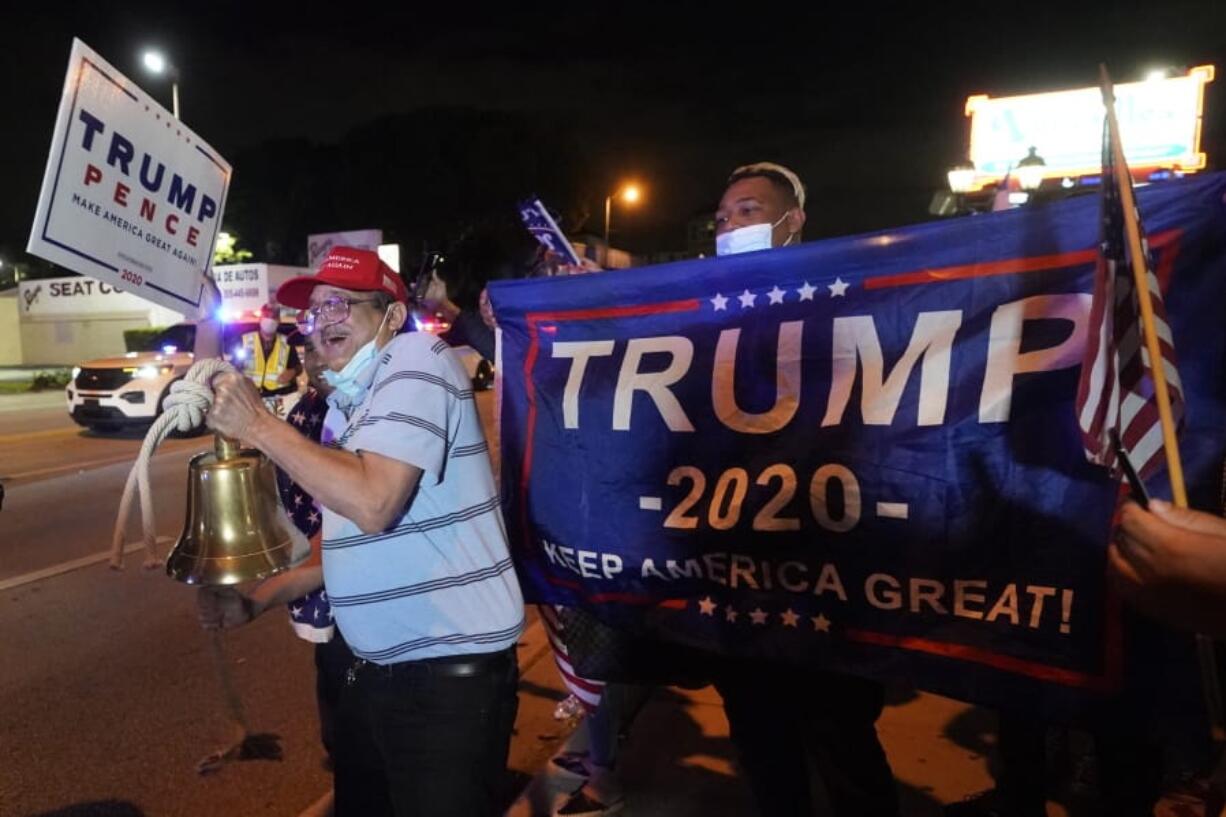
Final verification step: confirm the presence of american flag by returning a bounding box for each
[277,387,335,640]
[1075,117,1184,479]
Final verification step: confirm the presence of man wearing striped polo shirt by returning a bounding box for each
[206,246,524,817]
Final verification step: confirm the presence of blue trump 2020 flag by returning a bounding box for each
[490,173,1226,714]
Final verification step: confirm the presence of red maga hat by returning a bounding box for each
[276,246,408,309]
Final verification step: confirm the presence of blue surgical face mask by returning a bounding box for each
[323,308,390,412]
[715,211,795,257]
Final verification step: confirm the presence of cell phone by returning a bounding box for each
[1110,429,1150,509]
[412,251,443,303]
[517,196,582,268]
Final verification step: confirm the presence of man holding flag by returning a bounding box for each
[1112,499,1226,636]
[709,161,899,817]
[949,70,1184,817]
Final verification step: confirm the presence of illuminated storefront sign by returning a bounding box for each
[961,66,1213,190]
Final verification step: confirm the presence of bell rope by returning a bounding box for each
[109,358,238,570]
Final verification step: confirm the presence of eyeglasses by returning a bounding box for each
[296,296,381,335]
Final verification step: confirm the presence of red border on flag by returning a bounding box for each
[864,230,1179,290]
[516,236,1185,691]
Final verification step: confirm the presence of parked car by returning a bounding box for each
[65,323,198,433]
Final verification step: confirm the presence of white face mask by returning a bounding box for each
[323,308,391,412]
[259,318,278,335]
[715,211,795,257]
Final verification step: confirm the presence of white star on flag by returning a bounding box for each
[812,613,831,632]
[767,286,786,305]
[308,511,320,524]
[750,608,768,625]
[290,411,305,426]
[725,606,738,623]
[797,281,817,301]
[710,293,729,311]
[294,493,304,506]
[828,278,849,297]
[738,289,756,308]
[289,605,303,616]
[698,597,717,616]
[781,609,799,627]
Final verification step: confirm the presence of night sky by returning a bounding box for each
[4,1,1225,263]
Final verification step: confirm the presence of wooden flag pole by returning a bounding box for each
[1101,69,1225,801]
[1098,64,1188,508]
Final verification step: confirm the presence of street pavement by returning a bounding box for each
[511,683,1003,817]
[0,390,65,413]
[1,390,1209,817]
[0,391,577,817]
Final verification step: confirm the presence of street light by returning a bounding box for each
[604,183,643,247]
[1016,146,1046,193]
[142,49,179,119]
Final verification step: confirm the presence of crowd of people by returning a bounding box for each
[193,162,1226,817]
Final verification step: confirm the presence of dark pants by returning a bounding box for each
[332,647,519,817]
[995,711,1161,817]
[314,633,355,763]
[715,663,899,817]
[585,682,652,769]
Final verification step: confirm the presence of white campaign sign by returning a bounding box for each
[27,39,231,313]
[307,229,383,270]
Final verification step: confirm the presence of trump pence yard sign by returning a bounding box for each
[28,39,231,313]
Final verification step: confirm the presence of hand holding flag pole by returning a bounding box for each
[1097,66,1225,793]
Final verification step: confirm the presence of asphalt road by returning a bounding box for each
[2,392,1200,817]
[0,392,574,817]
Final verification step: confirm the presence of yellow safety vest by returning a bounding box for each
[241,332,290,392]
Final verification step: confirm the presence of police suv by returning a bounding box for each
[65,323,197,433]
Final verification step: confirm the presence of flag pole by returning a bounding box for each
[1100,68,1226,789]
[1098,64,1188,508]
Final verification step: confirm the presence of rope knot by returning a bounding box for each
[110,358,241,569]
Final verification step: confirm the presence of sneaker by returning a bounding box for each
[550,750,590,780]
[554,786,625,817]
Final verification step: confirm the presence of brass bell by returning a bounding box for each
[167,435,295,585]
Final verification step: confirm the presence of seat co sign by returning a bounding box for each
[960,66,1214,190]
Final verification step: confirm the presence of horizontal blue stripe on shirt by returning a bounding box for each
[323,495,501,550]
[374,370,474,400]
[353,617,525,662]
[337,412,448,447]
[329,557,514,607]
[451,441,489,457]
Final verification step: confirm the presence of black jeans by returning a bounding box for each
[994,711,1161,817]
[333,647,519,817]
[715,663,899,817]
[314,633,355,763]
